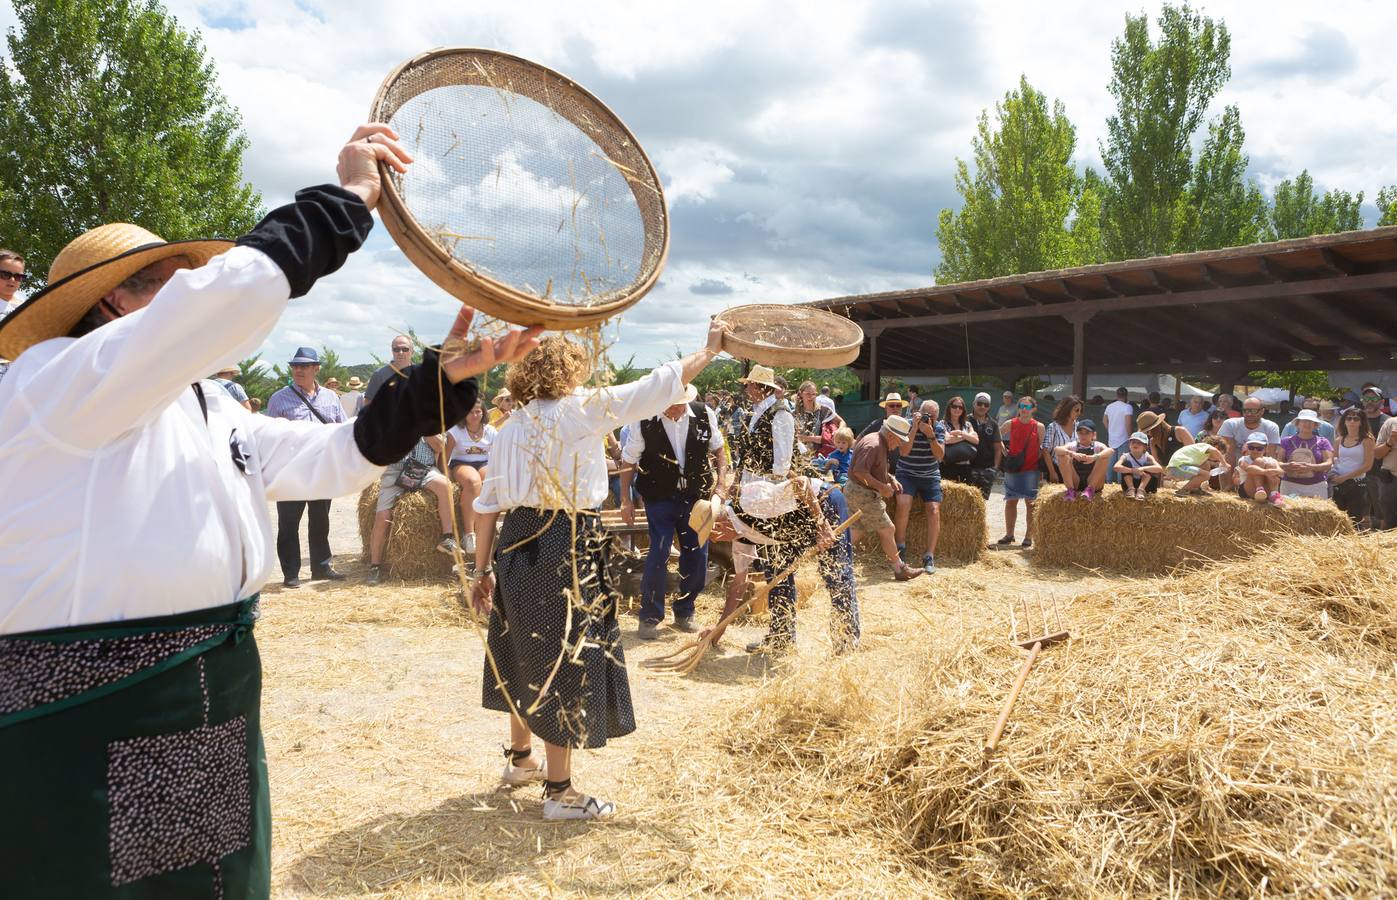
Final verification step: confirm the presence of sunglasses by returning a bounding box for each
[1018,403,1034,410]
[949,404,964,409]
[975,401,989,406]
[0,271,25,283]
[392,347,412,353]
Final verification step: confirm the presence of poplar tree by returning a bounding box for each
[1268,171,1364,240]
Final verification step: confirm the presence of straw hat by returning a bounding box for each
[0,223,232,359]
[1136,410,1168,433]
[738,364,780,390]
[346,376,365,390]
[882,415,912,440]
[878,392,906,408]
[493,387,512,403]
[680,383,699,404]
[687,495,722,546]
[214,365,239,378]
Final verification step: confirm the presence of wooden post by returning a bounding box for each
[868,333,881,402]
[1067,313,1094,400]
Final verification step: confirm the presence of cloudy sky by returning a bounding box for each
[5,0,1397,366]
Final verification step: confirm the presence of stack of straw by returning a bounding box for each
[356,483,458,580]
[1033,482,1352,573]
[854,479,986,564]
[696,532,1397,895]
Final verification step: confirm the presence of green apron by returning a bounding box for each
[0,598,268,899]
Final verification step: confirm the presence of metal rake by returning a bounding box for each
[641,511,862,675]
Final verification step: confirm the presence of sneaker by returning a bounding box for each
[1253,488,1268,503]
[637,620,660,640]
[463,532,477,555]
[922,553,936,575]
[893,563,924,581]
[365,565,381,586]
[436,536,459,555]
[501,753,547,786]
[673,616,699,633]
[1021,537,1032,549]
[543,793,615,821]
[1063,489,1077,501]
[1269,491,1286,508]
[1081,487,1095,502]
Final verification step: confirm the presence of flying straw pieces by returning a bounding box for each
[357,483,458,580]
[682,531,1397,896]
[1032,482,1352,573]
[853,479,986,565]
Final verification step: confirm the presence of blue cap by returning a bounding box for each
[1075,419,1096,432]
[288,346,319,365]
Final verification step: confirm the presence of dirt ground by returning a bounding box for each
[262,487,1090,897]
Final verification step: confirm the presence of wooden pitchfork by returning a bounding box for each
[641,511,862,675]
[984,594,1071,752]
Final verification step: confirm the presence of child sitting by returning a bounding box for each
[1166,436,1229,496]
[1234,432,1286,507]
[817,427,855,485]
[1112,431,1164,499]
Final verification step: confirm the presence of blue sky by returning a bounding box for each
[4,0,1396,367]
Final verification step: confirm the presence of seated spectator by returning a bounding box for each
[817,426,855,484]
[1176,395,1209,435]
[1331,409,1375,527]
[1279,409,1333,498]
[1113,431,1164,499]
[1041,395,1082,484]
[1054,419,1112,501]
[1197,408,1227,439]
[1218,397,1280,464]
[365,436,457,585]
[1281,397,1336,442]
[1166,437,1228,496]
[445,399,496,554]
[1234,434,1285,506]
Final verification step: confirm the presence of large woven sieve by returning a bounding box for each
[715,304,864,367]
[369,48,668,330]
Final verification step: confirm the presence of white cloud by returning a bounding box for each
[657,141,738,205]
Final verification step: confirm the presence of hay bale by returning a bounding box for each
[1032,483,1353,573]
[707,532,1397,896]
[357,483,457,580]
[854,479,986,565]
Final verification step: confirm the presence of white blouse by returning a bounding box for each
[474,361,686,514]
[447,422,497,463]
[0,248,383,634]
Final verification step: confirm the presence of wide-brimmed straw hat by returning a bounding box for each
[1136,410,1168,433]
[687,495,723,546]
[493,388,512,403]
[879,392,906,408]
[738,364,781,390]
[0,223,232,359]
[882,415,912,440]
[346,376,365,390]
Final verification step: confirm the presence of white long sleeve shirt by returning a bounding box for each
[0,247,382,634]
[475,362,686,514]
[620,403,723,469]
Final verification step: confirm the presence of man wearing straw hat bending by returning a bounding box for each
[0,124,541,899]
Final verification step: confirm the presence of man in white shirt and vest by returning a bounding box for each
[0,124,541,899]
[620,384,727,639]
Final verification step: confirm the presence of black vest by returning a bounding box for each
[634,402,715,502]
[736,401,783,475]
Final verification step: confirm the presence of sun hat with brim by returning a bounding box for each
[882,415,912,440]
[687,495,722,546]
[878,392,906,408]
[493,388,512,403]
[738,364,781,390]
[1295,409,1322,424]
[0,223,232,360]
[215,366,239,378]
[288,346,320,365]
[346,376,365,390]
[1136,410,1167,433]
[680,383,699,404]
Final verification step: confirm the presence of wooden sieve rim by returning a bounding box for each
[368,47,670,329]
[715,303,865,353]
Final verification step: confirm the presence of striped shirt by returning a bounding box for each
[266,383,346,424]
[896,421,945,478]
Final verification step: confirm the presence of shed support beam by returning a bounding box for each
[868,333,881,402]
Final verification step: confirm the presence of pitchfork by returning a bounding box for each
[641,511,862,675]
[985,594,1072,752]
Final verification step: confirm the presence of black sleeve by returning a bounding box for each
[236,184,373,298]
[352,348,478,465]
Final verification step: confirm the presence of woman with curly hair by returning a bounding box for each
[469,320,728,820]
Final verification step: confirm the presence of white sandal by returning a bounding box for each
[543,793,616,820]
[500,747,547,786]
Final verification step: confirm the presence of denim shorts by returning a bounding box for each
[899,472,943,503]
[1003,470,1040,500]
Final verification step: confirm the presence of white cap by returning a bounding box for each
[1128,431,1149,444]
[1245,432,1269,446]
[974,391,992,404]
[1294,409,1321,423]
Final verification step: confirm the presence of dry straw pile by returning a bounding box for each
[693,533,1396,896]
[855,479,985,565]
[1033,483,1352,573]
[357,484,458,580]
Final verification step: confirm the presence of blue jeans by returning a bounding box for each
[1107,444,1127,483]
[817,488,860,650]
[639,496,708,624]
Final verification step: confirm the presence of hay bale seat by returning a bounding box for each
[1032,482,1353,574]
[854,479,986,565]
[357,483,459,580]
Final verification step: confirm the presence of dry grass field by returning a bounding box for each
[261,494,1396,898]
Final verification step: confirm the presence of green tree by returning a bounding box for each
[1177,105,1268,250]
[1378,186,1397,227]
[1247,369,1332,402]
[314,346,351,387]
[1268,170,1363,240]
[234,354,277,405]
[0,0,262,288]
[1098,4,1232,259]
[935,76,1099,282]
